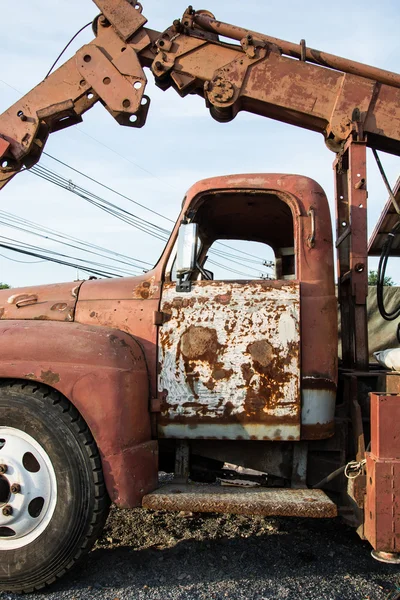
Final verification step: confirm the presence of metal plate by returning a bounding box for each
[158,280,300,440]
[143,483,337,518]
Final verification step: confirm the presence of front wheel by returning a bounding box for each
[0,382,110,593]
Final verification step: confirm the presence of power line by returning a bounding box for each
[43,152,175,225]
[0,209,151,271]
[75,129,179,193]
[0,252,45,264]
[43,151,268,262]
[0,78,273,271]
[207,259,258,278]
[31,165,170,242]
[0,236,140,277]
[0,241,119,279]
[31,164,269,277]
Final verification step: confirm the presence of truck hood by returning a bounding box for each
[0,281,84,322]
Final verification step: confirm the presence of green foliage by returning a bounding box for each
[368,270,395,286]
[0,283,10,289]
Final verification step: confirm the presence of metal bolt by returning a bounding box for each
[0,465,7,474]
[99,15,110,27]
[17,110,27,121]
[155,61,164,71]
[355,262,365,273]
[10,483,21,494]
[2,505,12,517]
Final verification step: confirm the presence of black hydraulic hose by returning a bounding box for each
[311,465,346,489]
[377,221,400,342]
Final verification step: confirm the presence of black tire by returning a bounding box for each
[0,381,110,593]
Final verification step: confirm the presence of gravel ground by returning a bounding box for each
[1,507,400,600]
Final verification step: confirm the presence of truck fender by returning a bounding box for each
[0,320,158,507]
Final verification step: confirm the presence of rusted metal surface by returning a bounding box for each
[75,272,161,397]
[76,43,147,116]
[0,22,153,191]
[142,483,337,518]
[166,174,337,440]
[1,4,400,192]
[335,141,369,370]
[301,378,337,440]
[369,393,400,459]
[75,174,337,442]
[0,281,83,322]
[93,0,147,41]
[0,137,10,158]
[149,14,400,155]
[365,393,400,553]
[0,319,158,508]
[158,280,301,440]
[0,175,337,513]
[0,175,337,509]
[75,175,336,442]
[192,12,400,89]
[365,453,400,552]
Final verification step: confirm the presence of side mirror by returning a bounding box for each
[176,223,198,291]
[176,223,198,275]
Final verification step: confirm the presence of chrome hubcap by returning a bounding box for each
[0,427,57,550]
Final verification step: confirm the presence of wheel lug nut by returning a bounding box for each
[2,505,13,517]
[10,483,21,494]
[0,464,7,474]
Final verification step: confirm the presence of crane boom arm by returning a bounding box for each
[144,7,400,156]
[0,0,399,192]
[0,1,158,191]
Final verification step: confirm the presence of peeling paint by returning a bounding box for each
[133,276,159,300]
[40,369,60,385]
[158,280,300,440]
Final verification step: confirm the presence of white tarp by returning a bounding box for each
[367,286,400,361]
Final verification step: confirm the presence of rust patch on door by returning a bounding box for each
[180,325,223,362]
[248,339,274,366]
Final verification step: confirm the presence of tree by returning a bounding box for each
[368,270,395,286]
[0,283,10,289]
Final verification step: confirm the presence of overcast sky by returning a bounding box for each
[0,0,399,287]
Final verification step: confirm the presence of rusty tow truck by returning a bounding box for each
[0,1,399,592]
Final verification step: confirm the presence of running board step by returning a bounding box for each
[142,484,337,518]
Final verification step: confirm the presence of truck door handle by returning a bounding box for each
[307,208,315,248]
[7,294,39,308]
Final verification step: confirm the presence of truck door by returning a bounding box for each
[158,278,300,440]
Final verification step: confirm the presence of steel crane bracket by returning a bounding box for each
[92,0,147,41]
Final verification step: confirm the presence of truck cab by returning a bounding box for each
[0,173,338,505]
[157,173,337,445]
